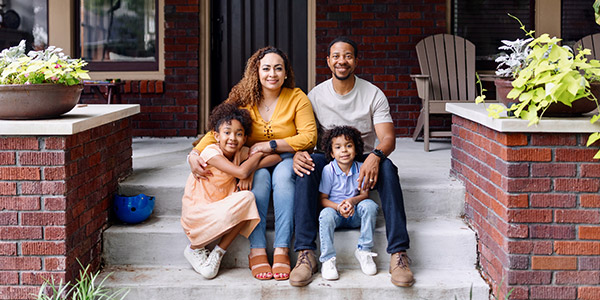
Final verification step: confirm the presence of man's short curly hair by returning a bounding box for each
[320,125,364,162]
[208,102,253,136]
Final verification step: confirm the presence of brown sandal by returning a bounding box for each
[272,254,291,281]
[248,254,273,280]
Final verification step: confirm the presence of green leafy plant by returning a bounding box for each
[35,263,128,300]
[494,14,533,79]
[0,40,90,85]
[476,15,600,158]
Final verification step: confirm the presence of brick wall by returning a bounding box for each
[81,1,200,137]
[451,115,600,300]
[0,120,132,299]
[315,0,447,136]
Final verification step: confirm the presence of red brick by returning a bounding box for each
[504,148,552,162]
[0,271,18,284]
[531,163,576,177]
[44,197,66,211]
[0,226,42,239]
[21,181,66,195]
[21,271,66,285]
[0,152,15,165]
[44,227,66,240]
[582,194,600,207]
[0,286,41,300]
[580,257,600,270]
[579,287,600,300]
[532,256,577,270]
[530,134,577,146]
[556,148,598,162]
[555,178,599,192]
[580,226,600,240]
[0,137,38,150]
[508,270,551,285]
[19,152,65,166]
[533,241,553,254]
[555,271,600,285]
[555,210,600,224]
[0,242,16,255]
[155,81,164,94]
[530,194,576,208]
[581,163,600,177]
[530,224,575,239]
[0,256,41,270]
[530,286,576,300]
[0,182,16,195]
[22,241,66,255]
[508,240,533,254]
[555,241,600,255]
[497,193,528,208]
[0,167,41,180]
[44,166,66,180]
[340,5,361,12]
[44,257,66,271]
[508,209,552,223]
[504,178,551,192]
[495,133,528,146]
[44,137,69,150]
[21,212,66,226]
[0,212,17,225]
[0,196,40,210]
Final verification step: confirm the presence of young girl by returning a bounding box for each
[181,103,281,279]
[318,126,380,280]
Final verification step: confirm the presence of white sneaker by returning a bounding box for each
[200,247,226,279]
[183,245,210,274]
[321,257,339,280]
[355,249,378,275]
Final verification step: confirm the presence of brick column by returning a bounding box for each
[450,114,600,300]
[0,119,133,299]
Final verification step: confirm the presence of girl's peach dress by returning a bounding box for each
[181,144,260,246]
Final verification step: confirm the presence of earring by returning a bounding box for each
[285,76,288,79]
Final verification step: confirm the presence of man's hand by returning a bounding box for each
[357,153,380,191]
[293,151,315,177]
[188,152,212,181]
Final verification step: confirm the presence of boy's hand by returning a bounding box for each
[338,200,354,218]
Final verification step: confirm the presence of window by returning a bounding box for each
[0,0,48,52]
[452,0,534,70]
[76,0,158,71]
[561,0,600,48]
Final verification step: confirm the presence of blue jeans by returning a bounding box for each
[294,153,410,254]
[248,153,295,249]
[318,199,379,262]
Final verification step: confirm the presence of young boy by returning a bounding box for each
[318,126,379,280]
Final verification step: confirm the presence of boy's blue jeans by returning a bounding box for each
[318,199,379,262]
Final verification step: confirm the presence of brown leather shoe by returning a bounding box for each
[289,250,318,287]
[390,252,415,287]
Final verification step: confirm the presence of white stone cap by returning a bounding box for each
[0,104,140,135]
[446,103,600,133]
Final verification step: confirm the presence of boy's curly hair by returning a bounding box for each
[208,102,253,136]
[320,126,364,162]
[226,46,296,107]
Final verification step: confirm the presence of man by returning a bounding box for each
[289,37,414,287]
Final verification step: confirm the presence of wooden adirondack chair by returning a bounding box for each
[411,34,478,152]
[574,33,600,58]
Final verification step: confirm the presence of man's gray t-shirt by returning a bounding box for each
[308,76,393,153]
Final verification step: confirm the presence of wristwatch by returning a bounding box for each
[269,140,277,152]
[372,149,386,159]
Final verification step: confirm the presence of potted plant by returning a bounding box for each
[476,15,600,158]
[0,40,90,119]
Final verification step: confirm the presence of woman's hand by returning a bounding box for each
[250,141,272,155]
[188,150,212,181]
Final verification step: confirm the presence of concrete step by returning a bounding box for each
[118,138,465,220]
[103,216,477,271]
[100,266,488,300]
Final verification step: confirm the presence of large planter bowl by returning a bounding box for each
[0,84,83,120]
[495,78,599,117]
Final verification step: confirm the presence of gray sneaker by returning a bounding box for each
[183,245,209,274]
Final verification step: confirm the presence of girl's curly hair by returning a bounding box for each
[208,102,253,136]
[226,46,296,107]
[320,126,364,162]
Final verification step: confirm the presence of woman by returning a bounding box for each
[190,47,317,281]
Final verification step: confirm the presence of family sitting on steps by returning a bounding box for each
[184,37,414,288]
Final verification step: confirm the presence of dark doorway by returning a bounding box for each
[210,0,308,108]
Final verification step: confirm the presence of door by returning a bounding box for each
[211,0,308,108]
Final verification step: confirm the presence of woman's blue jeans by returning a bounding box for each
[318,199,379,262]
[248,153,295,249]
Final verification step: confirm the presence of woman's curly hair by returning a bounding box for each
[208,102,253,136]
[226,46,296,107]
[320,126,364,162]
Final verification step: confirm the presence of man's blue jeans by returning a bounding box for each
[294,153,410,254]
[318,199,379,262]
[249,153,295,249]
